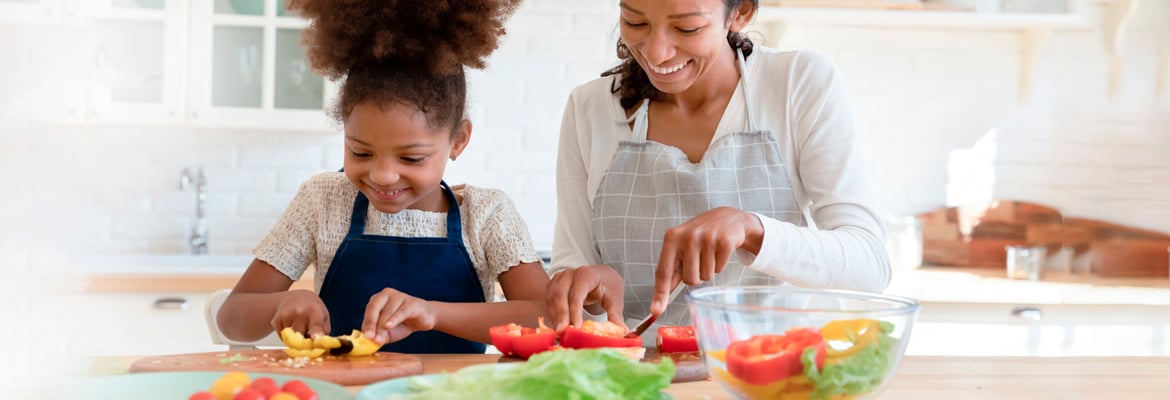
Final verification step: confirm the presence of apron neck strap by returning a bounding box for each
[348,181,463,243]
[736,48,757,131]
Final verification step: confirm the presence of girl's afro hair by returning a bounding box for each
[288,0,522,79]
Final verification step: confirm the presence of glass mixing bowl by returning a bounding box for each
[687,286,919,400]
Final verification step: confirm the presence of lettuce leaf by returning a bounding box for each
[392,348,675,400]
[801,321,897,400]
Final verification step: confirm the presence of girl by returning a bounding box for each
[217,0,545,354]
[546,0,891,337]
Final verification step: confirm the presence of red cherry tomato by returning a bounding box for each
[248,377,279,398]
[233,388,266,400]
[281,380,319,400]
[188,391,216,400]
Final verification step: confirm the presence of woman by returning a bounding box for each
[546,0,891,336]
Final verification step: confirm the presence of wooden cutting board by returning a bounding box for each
[129,349,423,386]
[499,348,708,383]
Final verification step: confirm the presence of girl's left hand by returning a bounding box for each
[362,288,436,344]
[651,207,764,314]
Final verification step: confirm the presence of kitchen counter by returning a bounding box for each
[101,354,1170,399]
[86,264,1170,305]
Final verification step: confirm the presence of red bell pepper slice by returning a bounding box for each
[559,320,643,349]
[488,318,557,360]
[726,327,826,386]
[656,325,699,353]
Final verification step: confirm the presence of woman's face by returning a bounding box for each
[342,102,469,214]
[618,0,753,94]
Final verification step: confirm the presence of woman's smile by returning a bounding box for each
[646,60,691,80]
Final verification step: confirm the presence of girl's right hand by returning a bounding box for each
[545,265,626,331]
[270,289,331,338]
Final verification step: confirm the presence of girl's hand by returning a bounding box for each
[651,207,764,314]
[362,288,436,344]
[270,289,332,338]
[545,265,626,331]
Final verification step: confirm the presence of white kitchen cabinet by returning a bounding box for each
[78,0,187,125]
[907,302,1170,357]
[73,291,227,356]
[0,0,66,24]
[186,0,334,131]
[31,0,335,130]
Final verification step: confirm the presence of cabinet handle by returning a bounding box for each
[1010,306,1042,321]
[153,297,189,310]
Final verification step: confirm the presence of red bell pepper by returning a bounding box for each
[726,327,826,386]
[488,318,557,360]
[559,320,643,349]
[656,325,699,353]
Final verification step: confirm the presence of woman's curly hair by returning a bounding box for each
[288,0,521,133]
[604,0,756,111]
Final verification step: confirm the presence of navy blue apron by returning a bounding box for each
[317,182,486,354]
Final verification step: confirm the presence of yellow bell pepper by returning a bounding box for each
[279,327,313,350]
[820,319,882,360]
[282,348,326,358]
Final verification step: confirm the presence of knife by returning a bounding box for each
[624,283,686,338]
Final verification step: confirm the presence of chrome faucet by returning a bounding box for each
[180,167,209,254]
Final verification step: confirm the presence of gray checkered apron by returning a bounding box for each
[591,50,807,342]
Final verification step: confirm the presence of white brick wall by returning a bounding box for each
[0,1,1166,258]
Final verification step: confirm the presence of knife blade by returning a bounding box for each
[624,283,686,338]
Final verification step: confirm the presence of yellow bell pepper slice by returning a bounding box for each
[343,330,381,357]
[820,319,882,359]
[279,327,313,350]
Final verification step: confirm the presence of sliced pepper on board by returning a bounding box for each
[279,327,313,350]
[726,328,827,386]
[489,317,557,360]
[656,325,699,354]
[281,348,326,358]
[559,320,643,349]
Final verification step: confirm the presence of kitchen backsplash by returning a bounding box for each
[2,0,1169,264]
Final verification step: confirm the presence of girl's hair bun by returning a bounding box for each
[288,0,522,79]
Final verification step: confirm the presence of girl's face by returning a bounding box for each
[342,102,470,214]
[618,0,754,95]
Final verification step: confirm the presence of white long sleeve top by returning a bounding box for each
[551,48,891,293]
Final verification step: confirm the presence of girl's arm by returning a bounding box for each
[429,261,550,343]
[218,259,330,341]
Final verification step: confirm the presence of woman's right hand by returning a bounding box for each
[545,265,626,331]
[270,289,331,338]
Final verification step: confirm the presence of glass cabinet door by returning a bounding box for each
[0,0,65,24]
[82,0,186,124]
[189,0,332,131]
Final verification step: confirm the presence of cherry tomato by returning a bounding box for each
[248,377,279,398]
[280,380,319,400]
[232,388,265,400]
[188,391,216,400]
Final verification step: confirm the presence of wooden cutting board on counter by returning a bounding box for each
[918,199,1170,277]
[129,349,423,386]
[499,348,707,383]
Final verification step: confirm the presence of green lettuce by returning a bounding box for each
[801,321,897,400]
[392,348,675,400]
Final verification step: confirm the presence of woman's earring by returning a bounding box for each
[450,155,457,161]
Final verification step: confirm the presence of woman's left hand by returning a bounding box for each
[651,207,764,314]
[362,288,436,344]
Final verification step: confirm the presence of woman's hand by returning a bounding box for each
[362,288,436,344]
[651,207,764,314]
[270,289,331,338]
[545,265,626,331]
